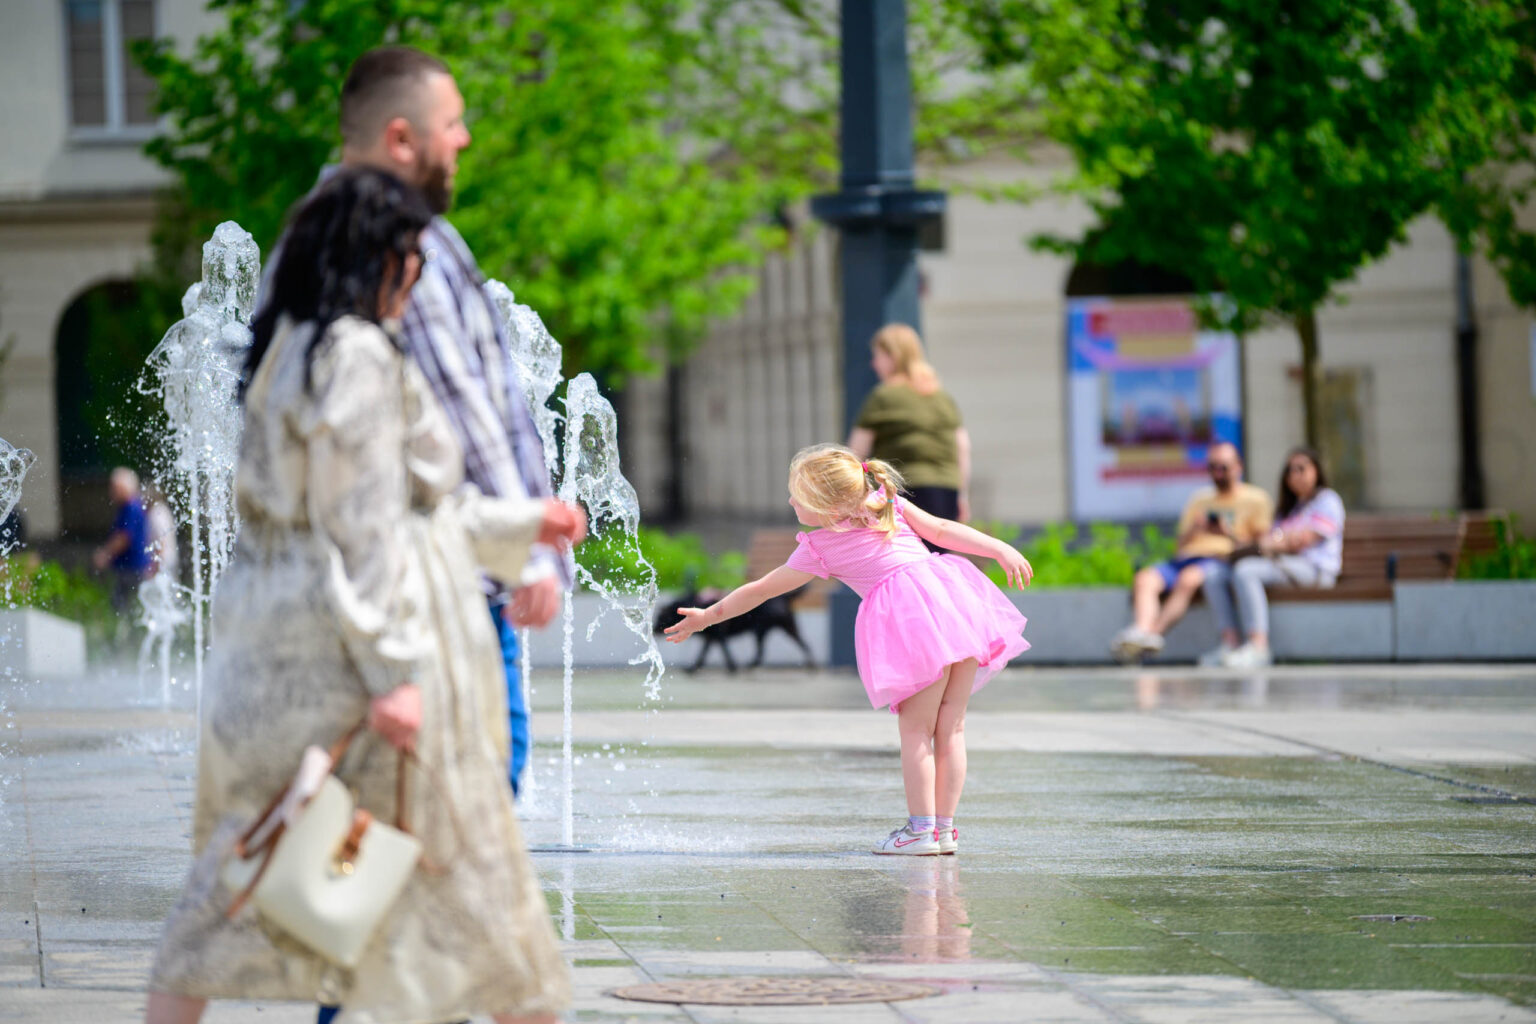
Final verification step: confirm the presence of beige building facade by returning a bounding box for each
[625,156,1536,535]
[1,4,1532,543]
[0,0,215,539]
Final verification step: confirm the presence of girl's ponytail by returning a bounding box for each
[788,444,906,535]
[861,458,902,538]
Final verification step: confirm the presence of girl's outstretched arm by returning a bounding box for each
[902,500,1034,589]
[663,564,817,643]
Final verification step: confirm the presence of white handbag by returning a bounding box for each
[221,723,423,968]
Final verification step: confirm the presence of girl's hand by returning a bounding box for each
[369,683,422,751]
[663,607,714,643]
[996,548,1033,589]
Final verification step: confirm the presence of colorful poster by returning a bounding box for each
[1067,297,1243,520]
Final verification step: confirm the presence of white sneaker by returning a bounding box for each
[1111,627,1164,663]
[937,827,958,855]
[1198,643,1237,667]
[1221,643,1273,669]
[873,823,941,856]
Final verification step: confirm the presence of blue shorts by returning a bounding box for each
[1153,556,1226,590]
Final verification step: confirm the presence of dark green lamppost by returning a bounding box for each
[812,0,945,665]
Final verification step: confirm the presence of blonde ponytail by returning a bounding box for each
[789,444,907,538]
[860,458,902,537]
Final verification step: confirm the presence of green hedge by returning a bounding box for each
[1458,517,1536,580]
[972,520,1178,589]
[576,526,747,593]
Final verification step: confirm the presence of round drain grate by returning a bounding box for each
[610,976,940,1006]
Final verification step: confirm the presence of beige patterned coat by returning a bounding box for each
[149,315,570,1022]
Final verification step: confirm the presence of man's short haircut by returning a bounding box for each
[339,46,450,146]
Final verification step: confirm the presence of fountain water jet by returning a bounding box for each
[0,439,36,778]
[558,373,664,847]
[0,440,34,541]
[138,222,258,716]
[490,284,665,848]
[0,439,37,616]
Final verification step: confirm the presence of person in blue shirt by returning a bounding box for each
[93,466,153,617]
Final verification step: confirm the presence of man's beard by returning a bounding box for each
[416,155,453,214]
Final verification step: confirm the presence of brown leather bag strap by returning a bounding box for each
[395,750,411,834]
[326,719,369,767]
[225,823,283,920]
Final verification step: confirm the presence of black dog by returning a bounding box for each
[653,585,817,673]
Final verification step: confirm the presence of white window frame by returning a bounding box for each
[64,0,159,143]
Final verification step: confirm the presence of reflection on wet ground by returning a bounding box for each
[2,663,1534,1021]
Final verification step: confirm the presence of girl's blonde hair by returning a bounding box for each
[872,323,941,396]
[788,444,906,537]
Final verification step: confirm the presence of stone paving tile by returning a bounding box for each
[1063,974,1337,1023]
[894,987,1116,1023]
[850,960,1058,983]
[628,949,841,976]
[681,1003,907,1024]
[0,990,314,1024]
[1300,988,1536,1023]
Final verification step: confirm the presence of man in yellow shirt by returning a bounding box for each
[1111,442,1272,662]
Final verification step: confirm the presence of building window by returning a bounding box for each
[65,0,157,136]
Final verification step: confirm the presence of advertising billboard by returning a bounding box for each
[1067,297,1243,520]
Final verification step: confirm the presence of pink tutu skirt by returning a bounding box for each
[854,554,1030,713]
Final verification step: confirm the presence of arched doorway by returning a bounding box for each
[53,278,176,538]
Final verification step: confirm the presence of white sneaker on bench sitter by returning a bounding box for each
[1199,643,1237,667]
[1111,627,1164,663]
[1222,642,1273,669]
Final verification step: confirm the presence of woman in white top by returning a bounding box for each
[1201,447,1345,669]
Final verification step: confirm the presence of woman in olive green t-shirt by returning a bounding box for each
[847,324,971,531]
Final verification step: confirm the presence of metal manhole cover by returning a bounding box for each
[610,976,940,1006]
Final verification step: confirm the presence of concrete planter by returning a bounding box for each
[0,608,88,677]
[1394,580,1536,661]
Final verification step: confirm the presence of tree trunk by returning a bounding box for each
[1295,308,1323,451]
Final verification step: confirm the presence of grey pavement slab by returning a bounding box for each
[2,664,1535,1022]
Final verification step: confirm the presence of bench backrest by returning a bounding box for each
[746,528,831,607]
[1339,514,1462,583]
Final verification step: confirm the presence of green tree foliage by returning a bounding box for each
[136,0,1039,381]
[682,0,1040,188]
[961,0,1536,448]
[137,0,791,380]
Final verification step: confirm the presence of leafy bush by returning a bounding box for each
[1458,517,1536,580]
[973,520,1178,589]
[1,557,118,652]
[577,527,747,594]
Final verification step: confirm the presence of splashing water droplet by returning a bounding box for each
[0,440,36,530]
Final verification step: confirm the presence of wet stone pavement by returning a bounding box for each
[1,663,1534,1023]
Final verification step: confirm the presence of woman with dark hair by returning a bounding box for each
[1201,446,1346,669]
[146,167,580,1024]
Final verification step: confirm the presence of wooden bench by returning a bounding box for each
[746,529,833,608]
[1267,510,1507,602]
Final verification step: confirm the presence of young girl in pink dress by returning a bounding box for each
[665,444,1031,856]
